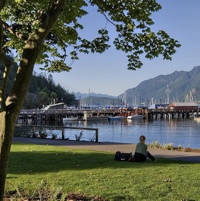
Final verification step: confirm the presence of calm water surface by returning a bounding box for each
[48,118,200,149]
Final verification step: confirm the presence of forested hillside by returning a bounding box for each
[0,61,76,109]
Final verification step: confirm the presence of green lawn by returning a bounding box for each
[5,143,200,201]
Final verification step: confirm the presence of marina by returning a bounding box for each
[15,102,200,149]
[18,107,200,125]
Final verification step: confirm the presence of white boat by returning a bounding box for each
[108,116,125,120]
[83,111,108,121]
[127,114,144,120]
[194,117,200,122]
[63,116,78,123]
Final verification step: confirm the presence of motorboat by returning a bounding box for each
[127,114,145,120]
[194,117,200,122]
[108,116,125,120]
[83,111,108,121]
[83,116,108,121]
[63,116,78,123]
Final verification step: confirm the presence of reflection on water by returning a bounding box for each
[49,118,200,148]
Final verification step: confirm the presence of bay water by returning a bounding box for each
[45,118,200,149]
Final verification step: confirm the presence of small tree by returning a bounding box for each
[50,92,57,104]
[0,0,180,199]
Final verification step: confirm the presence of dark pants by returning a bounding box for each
[134,151,155,162]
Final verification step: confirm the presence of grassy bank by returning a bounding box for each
[5,143,200,200]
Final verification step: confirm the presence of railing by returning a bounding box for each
[15,124,99,142]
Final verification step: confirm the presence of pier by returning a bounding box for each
[18,107,200,125]
[147,109,199,120]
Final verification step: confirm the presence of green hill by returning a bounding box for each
[0,60,76,109]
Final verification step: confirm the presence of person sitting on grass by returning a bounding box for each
[134,135,155,162]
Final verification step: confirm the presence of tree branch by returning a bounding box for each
[0,0,6,11]
[0,54,12,111]
[2,21,28,41]
[0,19,3,56]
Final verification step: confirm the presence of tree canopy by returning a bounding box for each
[1,0,180,73]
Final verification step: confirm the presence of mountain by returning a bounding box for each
[72,91,116,99]
[120,66,200,107]
[72,66,200,107]
[72,92,121,107]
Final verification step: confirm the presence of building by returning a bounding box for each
[169,102,198,110]
[42,102,65,111]
[148,104,169,109]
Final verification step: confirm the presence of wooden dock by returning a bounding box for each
[147,109,199,120]
[17,108,199,125]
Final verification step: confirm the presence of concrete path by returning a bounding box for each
[13,137,200,163]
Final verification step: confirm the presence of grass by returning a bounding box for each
[5,143,200,201]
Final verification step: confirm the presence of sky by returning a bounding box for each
[42,0,200,97]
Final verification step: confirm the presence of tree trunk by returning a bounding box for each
[0,47,41,200]
[0,110,18,200]
[0,1,66,200]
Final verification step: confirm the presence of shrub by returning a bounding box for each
[162,143,174,150]
[52,133,58,140]
[148,141,161,149]
[39,131,48,139]
[75,131,83,141]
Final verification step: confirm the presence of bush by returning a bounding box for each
[39,131,48,139]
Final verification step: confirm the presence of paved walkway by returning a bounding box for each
[13,137,200,163]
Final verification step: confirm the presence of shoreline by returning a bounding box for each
[13,136,200,163]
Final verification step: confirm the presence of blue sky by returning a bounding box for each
[47,0,200,97]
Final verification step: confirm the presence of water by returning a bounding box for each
[46,118,200,149]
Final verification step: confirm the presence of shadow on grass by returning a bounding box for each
[8,146,192,175]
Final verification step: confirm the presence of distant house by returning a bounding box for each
[169,102,198,110]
